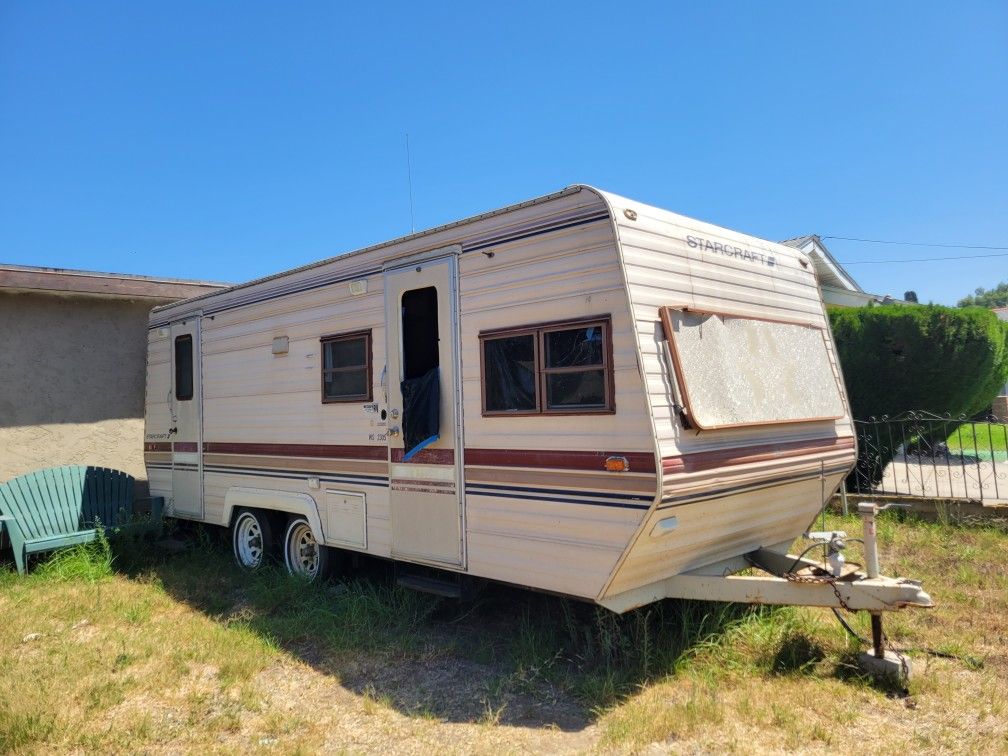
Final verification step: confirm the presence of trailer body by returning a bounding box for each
[144,186,858,610]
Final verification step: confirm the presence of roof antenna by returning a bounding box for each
[405,132,416,234]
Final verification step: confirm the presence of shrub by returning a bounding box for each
[828,304,1008,420]
[828,304,1008,483]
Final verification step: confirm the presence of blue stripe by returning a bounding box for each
[202,464,387,481]
[466,481,653,503]
[202,466,388,488]
[149,461,389,486]
[464,213,609,253]
[402,434,439,462]
[465,488,651,510]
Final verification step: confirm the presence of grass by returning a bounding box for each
[0,513,1006,752]
[945,422,1008,454]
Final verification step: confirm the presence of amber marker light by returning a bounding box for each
[605,456,629,472]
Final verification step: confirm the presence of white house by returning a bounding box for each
[781,235,904,307]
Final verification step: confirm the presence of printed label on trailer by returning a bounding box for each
[686,235,776,268]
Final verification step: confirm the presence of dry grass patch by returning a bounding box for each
[0,512,1005,753]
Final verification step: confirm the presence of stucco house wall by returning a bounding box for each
[0,265,225,485]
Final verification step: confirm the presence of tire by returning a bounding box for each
[231,508,275,570]
[283,516,331,581]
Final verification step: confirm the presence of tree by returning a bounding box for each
[958,281,1008,308]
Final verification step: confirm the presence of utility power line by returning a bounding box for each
[823,235,1008,251]
[841,251,1008,265]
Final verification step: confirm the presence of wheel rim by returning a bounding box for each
[235,514,263,567]
[287,522,320,578]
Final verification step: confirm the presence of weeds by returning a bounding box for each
[0,707,55,752]
[0,510,1004,752]
[34,530,113,583]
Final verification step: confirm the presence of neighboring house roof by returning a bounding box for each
[993,306,1008,320]
[0,263,228,301]
[779,234,905,306]
[780,235,865,293]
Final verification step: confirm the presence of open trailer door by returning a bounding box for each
[383,254,464,568]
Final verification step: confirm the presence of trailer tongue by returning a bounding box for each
[601,501,932,682]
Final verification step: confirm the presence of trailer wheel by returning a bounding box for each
[232,508,275,570]
[283,516,331,581]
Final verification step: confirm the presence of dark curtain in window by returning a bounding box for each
[401,366,440,461]
[175,335,193,401]
[484,335,537,412]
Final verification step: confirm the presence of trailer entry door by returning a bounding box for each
[169,317,203,518]
[384,255,464,567]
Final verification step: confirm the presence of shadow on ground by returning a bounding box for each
[92,520,797,731]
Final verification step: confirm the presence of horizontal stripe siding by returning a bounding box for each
[662,437,855,475]
[602,473,848,599]
[658,464,852,508]
[148,456,654,511]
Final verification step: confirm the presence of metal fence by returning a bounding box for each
[850,410,1008,502]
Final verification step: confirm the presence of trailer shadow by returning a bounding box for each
[117,529,867,730]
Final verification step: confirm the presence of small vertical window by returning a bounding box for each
[174,335,193,401]
[321,331,372,402]
[480,317,614,416]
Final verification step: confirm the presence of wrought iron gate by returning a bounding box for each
[851,411,1008,502]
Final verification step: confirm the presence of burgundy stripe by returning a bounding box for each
[464,448,657,474]
[144,442,171,452]
[173,441,198,453]
[663,437,855,475]
[390,448,455,465]
[203,442,386,460]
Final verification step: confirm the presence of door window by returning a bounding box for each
[399,286,441,460]
[401,287,440,379]
[174,335,193,401]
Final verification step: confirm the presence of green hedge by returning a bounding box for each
[828,304,1008,486]
[828,304,1008,421]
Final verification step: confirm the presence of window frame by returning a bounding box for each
[479,315,615,417]
[320,329,373,404]
[174,334,194,402]
[658,304,845,430]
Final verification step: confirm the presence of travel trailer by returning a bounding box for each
[144,186,931,650]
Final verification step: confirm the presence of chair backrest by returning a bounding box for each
[0,466,135,539]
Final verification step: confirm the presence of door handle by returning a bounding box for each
[388,426,400,438]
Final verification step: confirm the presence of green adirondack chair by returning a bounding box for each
[0,465,164,574]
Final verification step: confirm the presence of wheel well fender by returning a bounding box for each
[223,487,325,544]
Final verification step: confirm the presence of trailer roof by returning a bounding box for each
[151,185,585,315]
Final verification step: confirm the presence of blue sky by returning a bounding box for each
[2,2,1005,305]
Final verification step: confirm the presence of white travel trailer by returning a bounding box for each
[144,186,930,658]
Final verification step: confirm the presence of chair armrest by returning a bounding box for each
[0,514,25,545]
[0,515,27,574]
